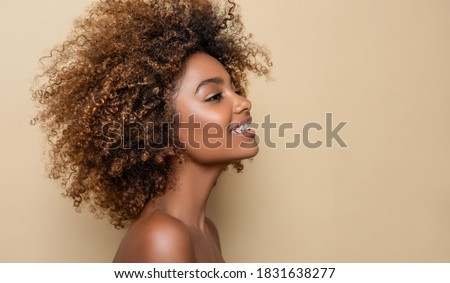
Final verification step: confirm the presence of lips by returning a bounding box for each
[230,118,256,138]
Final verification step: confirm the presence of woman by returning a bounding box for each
[31,0,271,262]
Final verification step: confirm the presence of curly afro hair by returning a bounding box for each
[31,0,271,229]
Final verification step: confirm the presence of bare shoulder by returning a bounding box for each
[113,210,195,263]
[205,216,221,252]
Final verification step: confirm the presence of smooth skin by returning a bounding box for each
[113,52,257,262]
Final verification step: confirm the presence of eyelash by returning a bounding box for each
[205,89,242,103]
[206,93,222,102]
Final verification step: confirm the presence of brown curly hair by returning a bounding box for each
[31,0,271,229]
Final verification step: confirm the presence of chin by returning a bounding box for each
[226,143,259,163]
[186,144,259,166]
[238,144,259,159]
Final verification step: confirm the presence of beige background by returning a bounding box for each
[1,0,449,262]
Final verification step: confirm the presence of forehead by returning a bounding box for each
[177,52,230,91]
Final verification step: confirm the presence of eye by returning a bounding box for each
[234,88,243,95]
[205,93,222,102]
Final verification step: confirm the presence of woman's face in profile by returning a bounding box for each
[174,52,258,165]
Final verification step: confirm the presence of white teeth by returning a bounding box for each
[233,123,250,133]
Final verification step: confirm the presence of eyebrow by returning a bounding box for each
[195,77,228,94]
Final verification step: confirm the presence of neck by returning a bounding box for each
[153,159,225,231]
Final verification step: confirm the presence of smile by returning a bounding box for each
[231,121,256,138]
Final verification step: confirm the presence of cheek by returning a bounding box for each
[174,101,258,164]
[177,114,258,164]
[178,107,230,147]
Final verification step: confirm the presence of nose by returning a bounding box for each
[233,93,252,114]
